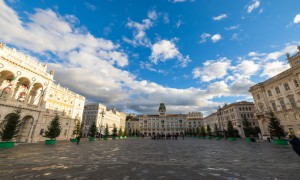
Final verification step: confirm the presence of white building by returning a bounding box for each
[249,46,300,137]
[0,43,85,142]
[82,103,126,137]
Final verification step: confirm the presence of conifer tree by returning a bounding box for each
[118,128,123,137]
[124,127,128,137]
[214,123,220,137]
[242,116,252,137]
[207,124,212,137]
[267,112,287,139]
[104,124,109,137]
[45,115,62,140]
[227,120,235,137]
[0,109,22,141]
[112,125,118,137]
[89,122,97,138]
[128,128,132,137]
[196,126,201,136]
[72,118,82,137]
[200,126,206,137]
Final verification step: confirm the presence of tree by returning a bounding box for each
[88,122,97,138]
[135,129,140,137]
[104,124,109,137]
[124,127,128,137]
[242,116,253,137]
[72,118,82,137]
[253,126,261,137]
[196,126,201,136]
[214,123,220,137]
[112,125,118,137]
[200,126,206,137]
[207,125,212,137]
[267,112,288,139]
[227,120,235,137]
[45,115,62,140]
[118,128,123,137]
[132,129,136,136]
[0,109,22,141]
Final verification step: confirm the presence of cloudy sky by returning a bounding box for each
[0,0,300,116]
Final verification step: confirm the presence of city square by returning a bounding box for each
[1,138,300,179]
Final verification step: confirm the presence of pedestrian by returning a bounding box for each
[267,137,271,142]
[289,135,300,156]
[250,135,256,143]
[76,133,81,145]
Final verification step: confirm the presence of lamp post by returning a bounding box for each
[99,109,105,139]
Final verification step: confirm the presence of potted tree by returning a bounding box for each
[123,127,127,139]
[71,118,81,143]
[206,125,212,139]
[214,123,221,140]
[118,128,123,139]
[200,126,206,139]
[267,112,288,145]
[242,117,253,142]
[104,124,109,140]
[227,120,237,141]
[0,109,21,148]
[196,126,201,138]
[112,125,117,140]
[88,122,97,142]
[44,115,62,145]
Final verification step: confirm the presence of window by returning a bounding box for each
[288,96,297,109]
[257,94,260,100]
[50,94,53,98]
[284,83,290,91]
[64,129,68,136]
[294,79,299,88]
[258,104,264,112]
[267,90,272,96]
[279,99,286,110]
[271,101,277,111]
[275,87,281,94]
[39,129,44,135]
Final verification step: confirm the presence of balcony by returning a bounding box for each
[0,97,43,111]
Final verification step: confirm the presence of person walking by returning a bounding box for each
[76,133,81,145]
[289,135,300,156]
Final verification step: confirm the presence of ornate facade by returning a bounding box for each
[82,103,126,137]
[249,46,300,138]
[203,101,258,137]
[127,103,203,136]
[0,43,85,143]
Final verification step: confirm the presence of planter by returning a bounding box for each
[228,137,237,141]
[0,141,15,148]
[206,136,212,139]
[246,137,251,142]
[273,139,288,145]
[89,137,95,142]
[104,137,108,140]
[119,136,123,139]
[201,136,206,139]
[215,136,221,140]
[45,139,56,145]
[112,136,117,140]
[123,136,127,139]
[70,139,77,143]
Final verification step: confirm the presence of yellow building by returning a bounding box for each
[249,46,300,138]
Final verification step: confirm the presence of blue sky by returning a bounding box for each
[1,0,300,115]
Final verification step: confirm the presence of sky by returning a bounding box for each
[0,0,300,116]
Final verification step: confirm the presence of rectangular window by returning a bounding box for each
[288,96,297,109]
[279,99,286,110]
[267,90,272,96]
[275,87,281,94]
[294,79,299,87]
[271,101,277,111]
[64,129,68,136]
[39,129,44,135]
[259,104,264,112]
[284,83,290,91]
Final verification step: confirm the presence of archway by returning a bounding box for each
[27,83,43,105]
[17,115,34,143]
[0,70,15,98]
[13,77,30,101]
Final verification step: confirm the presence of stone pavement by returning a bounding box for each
[0,137,300,180]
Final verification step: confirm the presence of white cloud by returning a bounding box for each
[261,61,290,78]
[175,20,183,28]
[123,10,157,47]
[234,60,260,77]
[200,33,211,43]
[224,25,240,30]
[213,14,228,21]
[84,2,96,11]
[247,0,260,13]
[170,0,187,3]
[211,34,222,43]
[248,51,266,57]
[163,13,169,24]
[150,40,191,67]
[193,58,231,82]
[294,14,300,24]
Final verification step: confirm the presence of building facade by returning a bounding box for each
[127,103,204,136]
[0,43,85,143]
[203,101,258,137]
[82,103,126,137]
[249,46,300,137]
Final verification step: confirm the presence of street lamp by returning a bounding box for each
[99,109,105,139]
